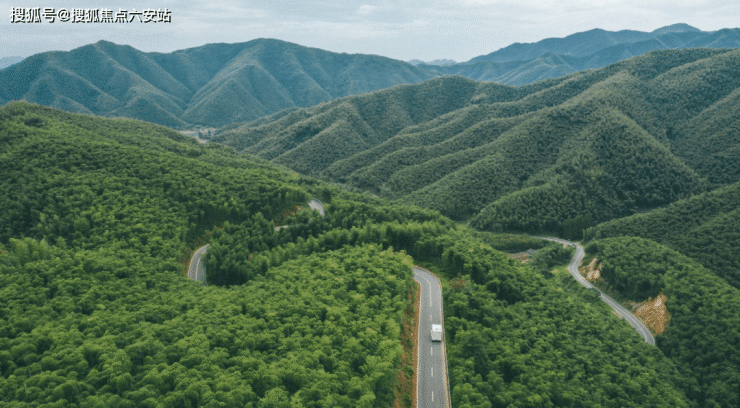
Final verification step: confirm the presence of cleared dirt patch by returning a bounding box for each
[508,252,530,263]
[580,257,602,281]
[634,293,670,335]
[579,256,669,335]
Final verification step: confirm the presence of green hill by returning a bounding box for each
[4,26,739,129]
[452,25,740,85]
[216,48,740,234]
[0,102,696,406]
[585,237,740,408]
[586,182,740,289]
[467,24,733,63]
[0,39,435,129]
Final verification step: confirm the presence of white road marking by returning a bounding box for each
[432,392,434,402]
[431,367,433,377]
[431,346,433,356]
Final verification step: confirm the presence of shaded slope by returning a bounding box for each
[586,237,740,408]
[671,87,740,186]
[217,49,738,232]
[0,101,695,407]
[441,25,740,86]
[4,26,740,130]
[0,39,435,129]
[468,105,706,230]
[586,182,740,289]
[216,76,499,176]
[467,24,721,63]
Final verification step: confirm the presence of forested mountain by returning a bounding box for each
[586,182,740,289]
[215,48,740,235]
[448,25,740,85]
[469,23,706,63]
[0,39,435,129]
[584,237,740,407]
[3,25,739,129]
[0,102,698,406]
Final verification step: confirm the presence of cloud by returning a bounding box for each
[1,0,739,61]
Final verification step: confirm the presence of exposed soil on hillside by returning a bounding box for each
[580,257,602,280]
[580,257,669,334]
[634,293,670,335]
[508,252,531,263]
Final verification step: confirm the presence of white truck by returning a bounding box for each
[431,324,443,342]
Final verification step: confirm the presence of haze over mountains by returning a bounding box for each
[2,24,738,129]
[215,48,740,236]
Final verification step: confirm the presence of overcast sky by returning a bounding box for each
[2,0,738,62]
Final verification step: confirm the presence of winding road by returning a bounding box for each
[187,244,209,285]
[187,199,326,286]
[414,267,452,408]
[186,201,455,405]
[537,237,655,346]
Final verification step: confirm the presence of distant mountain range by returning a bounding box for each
[0,39,436,129]
[468,23,704,63]
[1,24,738,129]
[214,48,740,235]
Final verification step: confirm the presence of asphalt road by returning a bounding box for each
[308,198,325,217]
[187,244,209,286]
[537,237,655,346]
[414,267,452,408]
[188,199,325,282]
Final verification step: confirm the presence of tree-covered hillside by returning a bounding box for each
[447,25,740,86]
[0,39,435,129]
[0,102,698,407]
[4,26,739,129]
[586,182,740,289]
[468,24,703,63]
[216,48,740,234]
[584,237,740,408]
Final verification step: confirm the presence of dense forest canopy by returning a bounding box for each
[4,26,738,129]
[584,237,740,408]
[0,102,707,407]
[215,48,740,236]
[587,182,740,289]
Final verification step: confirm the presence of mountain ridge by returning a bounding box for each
[467,24,706,63]
[3,24,739,129]
[214,48,740,235]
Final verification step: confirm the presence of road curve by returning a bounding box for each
[188,198,326,284]
[414,267,452,408]
[536,237,655,346]
[187,244,209,286]
[308,198,325,217]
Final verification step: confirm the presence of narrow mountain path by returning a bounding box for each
[537,237,656,346]
[414,267,452,408]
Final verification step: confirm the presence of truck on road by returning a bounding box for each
[431,324,443,341]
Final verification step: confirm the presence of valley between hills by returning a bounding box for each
[2,24,740,408]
